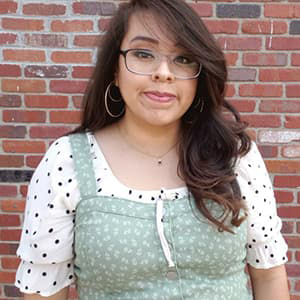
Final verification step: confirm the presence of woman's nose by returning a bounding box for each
[151,60,175,82]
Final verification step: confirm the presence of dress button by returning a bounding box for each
[166,270,178,280]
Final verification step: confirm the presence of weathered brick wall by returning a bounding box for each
[0,0,299,299]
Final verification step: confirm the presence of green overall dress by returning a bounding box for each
[69,132,252,300]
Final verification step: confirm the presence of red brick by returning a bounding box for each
[285,236,300,249]
[51,51,92,63]
[242,20,287,34]
[0,229,21,241]
[73,2,116,16]
[0,126,26,138]
[0,33,17,45]
[3,49,46,62]
[243,53,287,66]
[189,3,213,17]
[241,114,281,128]
[281,221,294,233]
[2,79,46,93]
[285,116,300,129]
[51,20,93,32]
[225,84,235,97]
[72,96,83,109]
[286,264,300,277]
[292,53,300,66]
[25,95,68,108]
[2,140,46,153]
[0,155,24,168]
[72,66,94,78]
[73,35,100,47]
[228,68,256,81]
[23,3,66,16]
[260,69,300,82]
[257,145,278,158]
[0,2,17,14]
[258,130,300,144]
[225,53,238,66]
[0,272,15,284]
[0,215,20,227]
[0,243,18,255]
[264,4,300,18]
[0,65,21,77]
[3,110,46,123]
[2,18,44,31]
[0,95,21,107]
[98,18,111,32]
[296,251,300,261]
[265,160,300,174]
[24,65,68,78]
[218,37,262,50]
[1,257,20,269]
[50,111,81,124]
[282,145,300,158]
[26,156,43,168]
[287,85,300,97]
[0,186,17,198]
[259,100,300,113]
[24,34,68,48]
[50,80,88,94]
[266,37,300,50]
[30,126,72,138]
[239,84,283,97]
[204,20,238,34]
[274,176,300,188]
[227,99,256,112]
[0,200,25,213]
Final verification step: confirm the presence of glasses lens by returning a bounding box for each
[125,49,200,78]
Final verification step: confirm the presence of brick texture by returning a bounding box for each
[0,0,299,299]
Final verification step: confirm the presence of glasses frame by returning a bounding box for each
[119,48,202,80]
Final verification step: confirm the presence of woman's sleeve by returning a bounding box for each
[15,135,81,296]
[235,141,288,269]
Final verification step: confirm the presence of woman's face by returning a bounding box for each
[115,12,198,128]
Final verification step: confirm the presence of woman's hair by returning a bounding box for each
[68,0,252,233]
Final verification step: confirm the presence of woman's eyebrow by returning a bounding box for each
[129,36,159,45]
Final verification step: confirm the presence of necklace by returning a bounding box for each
[118,124,178,166]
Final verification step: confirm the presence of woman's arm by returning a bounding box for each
[23,287,69,300]
[248,264,290,300]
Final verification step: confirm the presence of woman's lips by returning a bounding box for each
[144,91,176,103]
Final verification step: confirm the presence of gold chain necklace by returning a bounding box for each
[118,124,178,166]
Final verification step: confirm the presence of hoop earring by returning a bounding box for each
[107,81,122,102]
[194,98,204,112]
[104,83,125,118]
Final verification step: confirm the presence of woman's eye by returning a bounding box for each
[132,50,154,59]
[175,56,193,65]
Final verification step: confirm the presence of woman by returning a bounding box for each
[15,0,290,299]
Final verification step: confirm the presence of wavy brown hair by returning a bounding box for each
[68,0,252,233]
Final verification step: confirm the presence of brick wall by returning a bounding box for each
[0,0,299,299]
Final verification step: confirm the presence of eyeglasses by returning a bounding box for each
[119,48,202,80]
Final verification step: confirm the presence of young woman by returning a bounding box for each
[15,0,290,299]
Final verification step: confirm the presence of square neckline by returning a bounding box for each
[86,131,188,196]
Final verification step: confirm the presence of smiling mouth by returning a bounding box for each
[144,92,176,103]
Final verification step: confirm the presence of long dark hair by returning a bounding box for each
[68,0,251,233]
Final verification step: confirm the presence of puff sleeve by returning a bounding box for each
[235,141,288,269]
[15,136,81,296]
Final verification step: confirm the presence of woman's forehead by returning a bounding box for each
[122,12,179,51]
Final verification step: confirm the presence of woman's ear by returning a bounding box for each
[114,71,119,87]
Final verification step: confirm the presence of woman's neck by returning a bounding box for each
[117,115,180,157]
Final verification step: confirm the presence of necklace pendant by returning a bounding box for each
[158,159,162,165]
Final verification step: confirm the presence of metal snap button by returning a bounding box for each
[166,270,177,280]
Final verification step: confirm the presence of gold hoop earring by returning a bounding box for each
[104,83,125,118]
[107,81,122,102]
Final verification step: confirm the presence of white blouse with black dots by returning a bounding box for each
[15,132,288,297]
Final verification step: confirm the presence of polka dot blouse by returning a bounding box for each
[15,132,288,297]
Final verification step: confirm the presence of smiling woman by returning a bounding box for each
[15,0,289,299]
